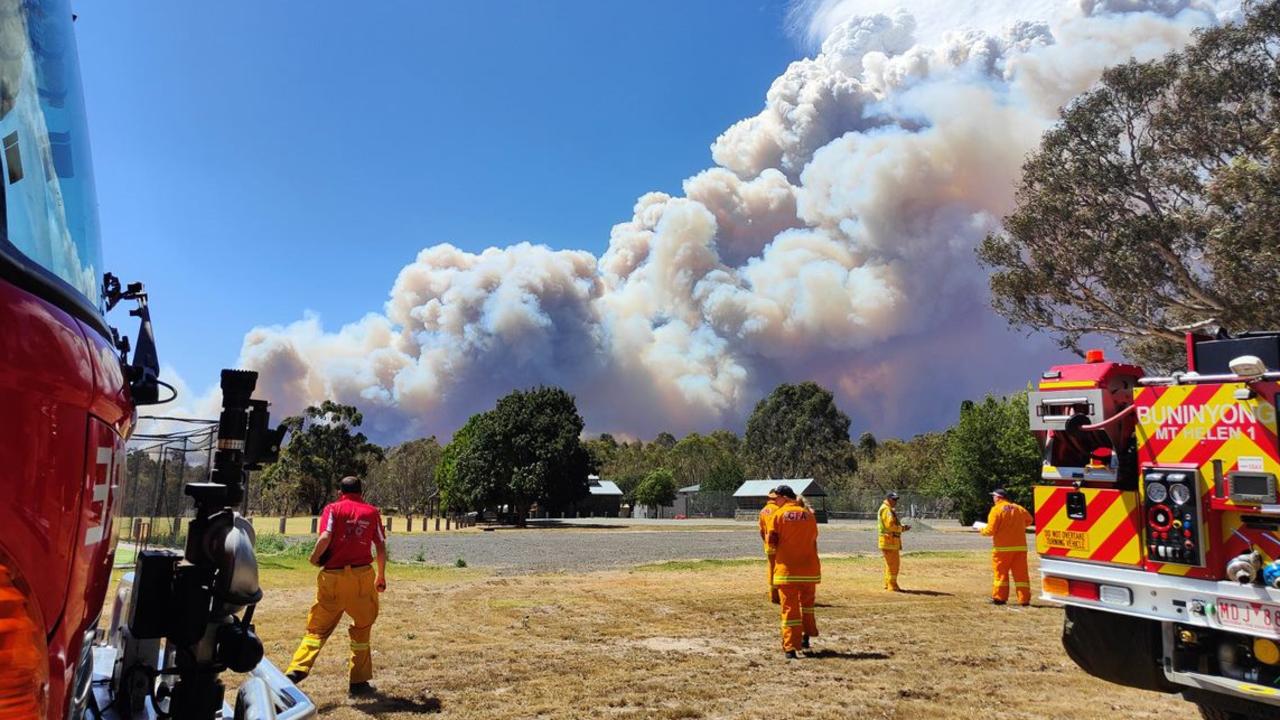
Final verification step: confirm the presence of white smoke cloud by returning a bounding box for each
[163,0,1237,443]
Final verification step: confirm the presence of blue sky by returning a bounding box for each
[74,2,800,391]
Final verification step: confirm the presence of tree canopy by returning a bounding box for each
[668,433,746,494]
[448,387,595,524]
[633,468,677,517]
[264,400,384,514]
[979,2,1280,368]
[935,392,1040,525]
[743,381,855,482]
[366,436,442,515]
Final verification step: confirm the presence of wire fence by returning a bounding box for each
[115,416,220,553]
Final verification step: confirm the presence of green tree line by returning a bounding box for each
[122,380,1041,528]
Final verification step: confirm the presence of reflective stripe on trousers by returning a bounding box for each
[777,583,818,652]
[287,565,380,683]
[881,549,900,590]
[991,550,1030,605]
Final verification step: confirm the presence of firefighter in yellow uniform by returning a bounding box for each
[877,491,910,591]
[980,488,1033,606]
[758,489,785,603]
[765,485,820,659]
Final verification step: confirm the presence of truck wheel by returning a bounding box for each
[1187,690,1280,720]
[1062,605,1174,693]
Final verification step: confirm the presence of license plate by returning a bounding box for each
[1217,598,1280,636]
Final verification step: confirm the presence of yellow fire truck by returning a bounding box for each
[1032,334,1280,720]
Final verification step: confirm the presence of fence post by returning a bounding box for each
[385,517,393,534]
[310,517,318,534]
[435,516,441,532]
[446,516,451,531]
[279,517,287,534]
[406,516,413,532]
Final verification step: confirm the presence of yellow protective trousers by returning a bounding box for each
[286,565,380,683]
[766,555,779,603]
[881,549,901,590]
[991,549,1030,605]
[777,583,818,652]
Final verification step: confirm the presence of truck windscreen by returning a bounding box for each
[0,0,104,311]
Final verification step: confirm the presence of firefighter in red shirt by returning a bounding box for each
[286,476,388,694]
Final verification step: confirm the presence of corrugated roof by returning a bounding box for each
[733,479,826,497]
[589,480,623,496]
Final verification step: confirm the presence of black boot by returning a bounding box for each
[349,681,376,696]
[286,670,307,685]
[801,635,810,650]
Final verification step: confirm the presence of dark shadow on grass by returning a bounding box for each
[892,589,953,597]
[314,690,442,715]
[806,649,892,660]
[354,690,443,715]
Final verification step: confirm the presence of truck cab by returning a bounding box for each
[1034,337,1280,720]
[0,1,133,717]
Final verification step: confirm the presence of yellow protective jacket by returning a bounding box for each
[766,500,821,584]
[981,499,1033,552]
[877,501,903,550]
[759,502,781,555]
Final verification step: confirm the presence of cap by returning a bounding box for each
[774,484,797,499]
[991,488,1009,499]
[886,491,900,500]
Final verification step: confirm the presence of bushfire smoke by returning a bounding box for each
[181,1,1239,443]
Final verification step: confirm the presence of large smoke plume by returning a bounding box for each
[177,0,1238,443]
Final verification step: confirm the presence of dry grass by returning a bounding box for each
[249,551,1190,719]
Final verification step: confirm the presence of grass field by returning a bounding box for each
[244,550,1192,719]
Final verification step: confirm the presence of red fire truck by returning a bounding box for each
[1,3,310,718]
[1032,335,1280,719]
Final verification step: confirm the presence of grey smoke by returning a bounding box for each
[165,0,1235,443]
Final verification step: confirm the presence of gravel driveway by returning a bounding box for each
[385,519,992,574]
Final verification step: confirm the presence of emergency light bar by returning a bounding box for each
[1140,371,1280,386]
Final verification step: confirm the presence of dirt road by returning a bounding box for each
[385,519,991,573]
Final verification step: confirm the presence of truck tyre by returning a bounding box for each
[1187,690,1280,720]
[1062,605,1174,693]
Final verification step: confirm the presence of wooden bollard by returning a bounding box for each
[385,517,393,533]
[435,516,441,532]
[310,517,318,533]
[406,516,413,532]
[279,517,287,534]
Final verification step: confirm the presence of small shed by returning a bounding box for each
[577,475,623,517]
[733,479,829,523]
[673,484,700,517]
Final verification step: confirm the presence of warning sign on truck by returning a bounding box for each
[1043,529,1090,551]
